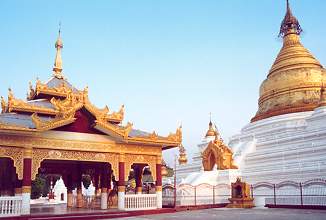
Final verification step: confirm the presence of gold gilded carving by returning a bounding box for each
[156,155,162,164]
[119,153,125,162]
[202,138,237,171]
[32,148,119,180]
[95,120,133,139]
[48,150,62,158]
[0,134,161,156]
[35,79,71,98]
[22,186,31,193]
[167,126,182,143]
[0,146,23,179]
[7,95,57,115]
[23,148,32,158]
[32,113,76,131]
[124,154,157,181]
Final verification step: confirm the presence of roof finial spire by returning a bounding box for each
[286,0,290,10]
[279,0,302,38]
[53,22,64,79]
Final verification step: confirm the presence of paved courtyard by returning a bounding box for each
[112,208,326,220]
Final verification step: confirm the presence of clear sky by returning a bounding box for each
[1,0,325,166]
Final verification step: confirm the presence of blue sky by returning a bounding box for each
[1,0,326,166]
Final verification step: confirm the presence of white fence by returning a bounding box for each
[0,196,22,217]
[163,183,231,207]
[124,194,157,211]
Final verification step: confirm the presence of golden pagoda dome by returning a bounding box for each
[252,0,326,122]
[178,144,187,165]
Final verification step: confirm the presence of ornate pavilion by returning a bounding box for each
[0,30,181,214]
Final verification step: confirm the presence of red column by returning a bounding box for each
[134,165,145,194]
[118,161,125,210]
[156,164,162,188]
[22,158,32,191]
[156,162,162,208]
[118,162,125,189]
[22,148,32,214]
[76,165,83,208]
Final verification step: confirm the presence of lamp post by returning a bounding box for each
[174,154,177,208]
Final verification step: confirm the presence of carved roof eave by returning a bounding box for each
[206,140,234,155]
[94,121,182,147]
[31,113,76,132]
[28,80,70,100]
[6,97,58,115]
[11,81,124,122]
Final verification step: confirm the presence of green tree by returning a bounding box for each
[31,175,47,199]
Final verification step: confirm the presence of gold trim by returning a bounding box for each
[23,148,32,158]
[0,146,23,179]
[124,154,157,181]
[22,186,31,193]
[118,186,125,192]
[31,148,119,180]
[155,186,162,192]
[15,188,22,194]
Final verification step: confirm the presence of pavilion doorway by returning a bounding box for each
[36,159,116,210]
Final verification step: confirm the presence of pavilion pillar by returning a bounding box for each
[76,167,83,208]
[156,162,162,209]
[14,180,22,196]
[22,148,32,215]
[118,155,125,210]
[135,166,143,194]
[66,174,73,208]
[94,172,100,197]
[100,164,108,210]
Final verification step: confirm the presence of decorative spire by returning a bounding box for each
[178,144,187,165]
[279,0,302,37]
[206,113,216,137]
[53,23,64,79]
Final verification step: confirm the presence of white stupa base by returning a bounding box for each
[229,110,326,184]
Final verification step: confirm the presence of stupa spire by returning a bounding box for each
[279,0,302,37]
[53,23,64,79]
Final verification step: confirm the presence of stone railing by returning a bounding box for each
[124,194,157,211]
[0,196,22,217]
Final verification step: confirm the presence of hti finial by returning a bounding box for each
[53,23,64,78]
[58,22,61,36]
[286,0,289,10]
[279,0,302,37]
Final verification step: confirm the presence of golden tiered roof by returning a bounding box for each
[0,30,182,149]
[252,0,326,122]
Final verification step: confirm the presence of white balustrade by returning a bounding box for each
[124,194,157,211]
[0,196,22,217]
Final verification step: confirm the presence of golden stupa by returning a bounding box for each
[252,0,326,122]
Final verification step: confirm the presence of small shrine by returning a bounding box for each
[227,177,254,208]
